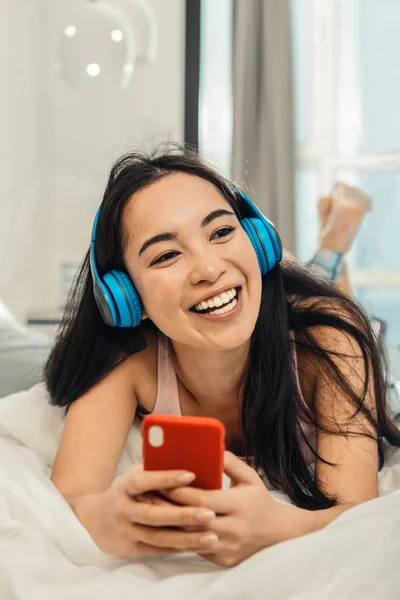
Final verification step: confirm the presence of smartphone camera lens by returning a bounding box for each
[148,425,164,447]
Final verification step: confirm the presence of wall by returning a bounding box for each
[0,0,185,321]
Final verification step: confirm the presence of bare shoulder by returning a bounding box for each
[292,294,364,411]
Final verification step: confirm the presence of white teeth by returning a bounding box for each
[194,287,237,312]
[208,297,237,315]
[221,292,230,304]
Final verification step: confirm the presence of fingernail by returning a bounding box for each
[195,510,215,522]
[176,472,196,484]
[200,533,219,546]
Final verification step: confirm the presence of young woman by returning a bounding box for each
[46,145,400,568]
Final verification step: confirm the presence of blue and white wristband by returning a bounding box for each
[307,249,344,282]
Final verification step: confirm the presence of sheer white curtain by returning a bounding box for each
[232,0,295,252]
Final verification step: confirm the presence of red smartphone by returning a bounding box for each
[141,414,226,490]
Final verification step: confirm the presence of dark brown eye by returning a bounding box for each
[151,251,179,265]
[212,227,235,240]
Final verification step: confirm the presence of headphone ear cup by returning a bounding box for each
[92,276,118,327]
[241,218,267,275]
[241,217,281,276]
[264,219,283,262]
[114,271,143,327]
[234,188,283,274]
[103,270,143,327]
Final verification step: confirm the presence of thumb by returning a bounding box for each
[224,451,260,485]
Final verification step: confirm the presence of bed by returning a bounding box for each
[0,383,399,600]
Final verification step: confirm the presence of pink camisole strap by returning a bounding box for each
[152,334,181,415]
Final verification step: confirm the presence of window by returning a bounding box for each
[198,0,233,176]
[292,0,400,379]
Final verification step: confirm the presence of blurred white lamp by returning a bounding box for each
[57,0,157,91]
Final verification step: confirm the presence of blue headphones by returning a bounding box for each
[90,190,283,328]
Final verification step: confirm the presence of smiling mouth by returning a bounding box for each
[190,287,241,316]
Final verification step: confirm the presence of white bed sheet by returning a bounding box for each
[0,384,399,600]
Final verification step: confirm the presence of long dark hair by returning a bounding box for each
[45,143,400,510]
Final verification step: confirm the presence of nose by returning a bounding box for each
[188,248,227,286]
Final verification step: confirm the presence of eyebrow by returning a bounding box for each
[138,208,235,257]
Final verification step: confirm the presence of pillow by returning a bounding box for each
[0,300,50,398]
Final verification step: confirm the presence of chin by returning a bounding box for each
[202,324,255,352]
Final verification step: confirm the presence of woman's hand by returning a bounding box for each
[72,465,219,559]
[161,451,286,567]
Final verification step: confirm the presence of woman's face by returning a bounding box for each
[122,173,262,351]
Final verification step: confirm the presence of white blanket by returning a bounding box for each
[0,384,399,600]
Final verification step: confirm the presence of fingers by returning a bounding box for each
[133,541,183,557]
[162,486,236,515]
[203,515,239,541]
[130,500,216,529]
[125,470,196,496]
[134,540,219,557]
[136,492,174,507]
[223,451,261,485]
[133,523,219,551]
[135,494,153,505]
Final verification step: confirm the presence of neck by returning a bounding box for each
[170,339,250,411]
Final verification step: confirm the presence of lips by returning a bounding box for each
[190,287,242,321]
[190,286,240,313]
